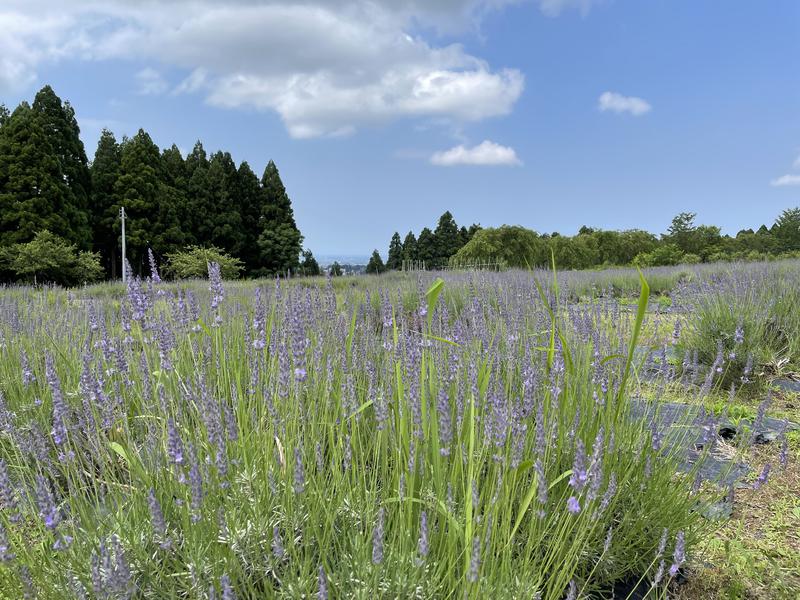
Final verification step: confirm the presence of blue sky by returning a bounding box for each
[2,0,799,256]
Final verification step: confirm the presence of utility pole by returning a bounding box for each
[120,206,127,285]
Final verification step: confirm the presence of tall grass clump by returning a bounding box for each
[673,262,800,387]
[0,267,723,598]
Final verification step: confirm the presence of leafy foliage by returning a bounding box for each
[300,249,321,276]
[0,230,102,285]
[366,249,386,274]
[165,245,243,279]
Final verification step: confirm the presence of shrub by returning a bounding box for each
[675,264,800,386]
[0,230,103,286]
[165,245,243,279]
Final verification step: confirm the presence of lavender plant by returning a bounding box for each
[0,263,768,599]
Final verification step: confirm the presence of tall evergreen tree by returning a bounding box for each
[257,160,303,275]
[0,88,92,250]
[416,227,436,266]
[185,141,214,245]
[32,86,92,248]
[0,104,9,126]
[401,231,417,265]
[433,211,460,266]
[386,232,403,270]
[89,129,122,276]
[231,161,263,274]
[113,129,167,272]
[206,151,245,256]
[366,250,385,274]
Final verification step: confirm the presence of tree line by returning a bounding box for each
[451,211,800,270]
[367,211,482,273]
[369,210,800,272]
[0,85,306,284]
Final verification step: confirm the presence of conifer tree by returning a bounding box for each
[300,249,321,276]
[89,129,122,276]
[366,250,385,274]
[386,232,403,270]
[416,227,436,266]
[257,160,303,275]
[401,231,417,265]
[433,210,460,266]
[231,161,264,274]
[0,87,92,250]
[206,151,244,256]
[113,129,166,272]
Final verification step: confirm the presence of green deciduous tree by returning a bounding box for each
[0,230,103,286]
[329,261,343,276]
[451,225,546,268]
[773,207,800,251]
[165,245,243,279]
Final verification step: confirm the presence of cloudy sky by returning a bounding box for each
[1,0,798,255]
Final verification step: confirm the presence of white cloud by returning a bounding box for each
[135,67,168,95]
[598,91,652,116]
[537,0,602,17]
[793,154,800,169]
[0,1,526,138]
[430,140,521,166]
[771,174,800,187]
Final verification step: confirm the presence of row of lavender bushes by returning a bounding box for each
[0,260,771,598]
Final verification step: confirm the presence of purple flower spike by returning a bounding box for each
[668,531,685,577]
[567,496,581,515]
[753,463,771,490]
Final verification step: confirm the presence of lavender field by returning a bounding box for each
[0,261,798,599]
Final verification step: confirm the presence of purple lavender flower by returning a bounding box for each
[35,475,59,530]
[147,248,162,284]
[187,444,204,522]
[565,580,577,600]
[752,463,771,490]
[221,574,236,600]
[668,531,685,577]
[0,459,20,522]
[467,536,481,583]
[733,323,744,345]
[0,521,15,562]
[46,354,70,447]
[535,459,548,516]
[566,496,581,515]
[293,448,305,494]
[569,440,588,492]
[20,350,35,386]
[437,389,453,456]
[603,526,613,554]
[148,488,169,547]
[318,566,328,600]
[272,525,285,560]
[167,419,184,467]
[372,507,385,565]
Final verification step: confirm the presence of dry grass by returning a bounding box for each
[678,429,800,599]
